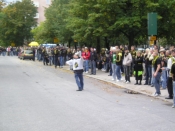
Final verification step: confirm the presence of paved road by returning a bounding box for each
[0,56,175,131]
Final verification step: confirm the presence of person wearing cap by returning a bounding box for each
[123,47,132,83]
[66,52,84,91]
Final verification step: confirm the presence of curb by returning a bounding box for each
[60,67,172,103]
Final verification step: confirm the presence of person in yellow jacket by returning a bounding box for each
[116,49,123,81]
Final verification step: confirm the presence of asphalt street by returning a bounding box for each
[0,56,175,131]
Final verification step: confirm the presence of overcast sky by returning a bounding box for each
[5,0,21,2]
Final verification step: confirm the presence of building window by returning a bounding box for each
[46,0,50,5]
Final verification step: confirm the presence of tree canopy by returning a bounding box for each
[2,0,175,48]
[0,0,37,47]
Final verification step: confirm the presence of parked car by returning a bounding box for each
[19,50,34,60]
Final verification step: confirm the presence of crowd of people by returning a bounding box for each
[0,46,21,56]
[1,44,175,108]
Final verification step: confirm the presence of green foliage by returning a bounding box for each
[4,0,175,47]
[31,22,47,44]
[0,0,37,46]
[44,0,73,44]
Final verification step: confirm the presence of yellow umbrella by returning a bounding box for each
[29,42,39,47]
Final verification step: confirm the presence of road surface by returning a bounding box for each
[0,56,175,131]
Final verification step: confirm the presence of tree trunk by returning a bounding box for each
[104,37,110,50]
[128,35,134,50]
[68,39,71,48]
[96,37,101,54]
[74,42,77,50]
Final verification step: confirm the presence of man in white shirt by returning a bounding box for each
[66,52,84,91]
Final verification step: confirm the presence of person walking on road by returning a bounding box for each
[66,52,84,91]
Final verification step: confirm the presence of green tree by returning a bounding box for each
[44,0,73,46]
[0,0,37,46]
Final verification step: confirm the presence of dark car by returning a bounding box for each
[19,50,34,60]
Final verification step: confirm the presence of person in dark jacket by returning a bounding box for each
[116,49,122,81]
[60,47,64,68]
[144,49,152,85]
[134,51,143,85]
[42,48,48,65]
[32,48,35,61]
[54,47,60,68]
[90,47,97,75]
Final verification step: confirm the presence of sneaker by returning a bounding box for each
[154,93,160,97]
[85,71,88,73]
[124,80,127,83]
[172,105,175,108]
[160,87,166,90]
[120,78,123,81]
[116,80,119,82]
[126,81,129,84]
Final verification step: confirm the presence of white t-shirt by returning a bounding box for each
[66,57,84,70]
[167,57,175,76]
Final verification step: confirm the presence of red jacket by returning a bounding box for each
[82,51,90,60]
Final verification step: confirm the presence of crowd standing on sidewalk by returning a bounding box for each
[1,44,175,108]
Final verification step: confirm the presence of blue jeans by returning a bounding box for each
[52,56,55,65]
[91,60,96,74]
[2,51,6,56]
[124,66,130,82]
[109,63,112,75]
[116,65,121,80]
[112,63,116,80]
[145,65,152,84]
[84,60,89,72]
[10,51,13,56]
[154,72,161,94]
[151,67,155,86]
[39,54,42,61]
[55,56,59,67]
[74,73,84,90]
[60,56,64,66]
[43,56,46,64]
[49,56,53,65]
[161,69,167,89]
[173,81,175,106]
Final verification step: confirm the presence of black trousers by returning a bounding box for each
[167,77,173,97]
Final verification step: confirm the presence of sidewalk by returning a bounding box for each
[62,65,173,103]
